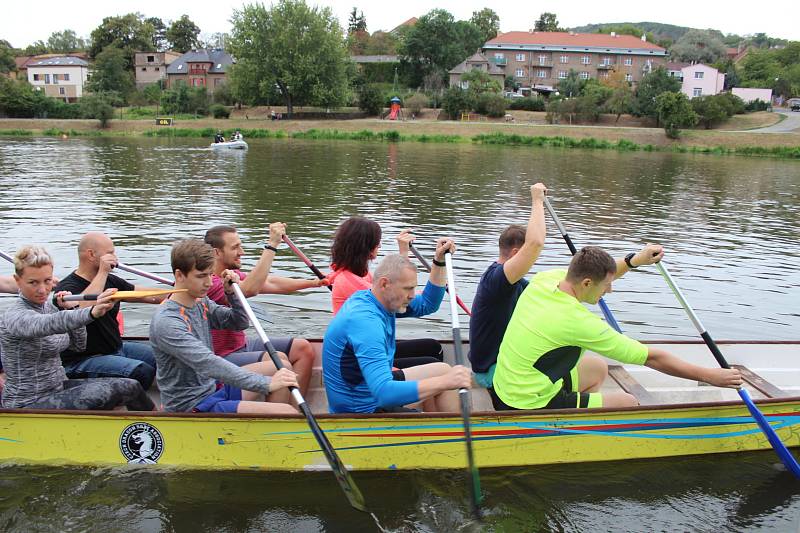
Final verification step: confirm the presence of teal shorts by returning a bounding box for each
[474,364,496,389]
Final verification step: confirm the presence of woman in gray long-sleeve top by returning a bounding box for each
[0,245,154,411]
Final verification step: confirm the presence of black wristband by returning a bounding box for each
[264,244,278,253]
[624,252,638,269]
[432,258,446,267]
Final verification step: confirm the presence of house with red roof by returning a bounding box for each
[482,31,668,94]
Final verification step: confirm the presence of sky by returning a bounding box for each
[3,0,798,49]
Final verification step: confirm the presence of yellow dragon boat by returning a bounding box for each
[1,340,798,471]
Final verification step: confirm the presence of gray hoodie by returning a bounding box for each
[0,295,93,408]
[149,294,270,412]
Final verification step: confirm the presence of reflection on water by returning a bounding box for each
[1,136,799,531]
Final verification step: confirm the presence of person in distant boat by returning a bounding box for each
[149,239,297,414]
[468,183,547,390]
[0,245,154,410]
[328,217,443,369]
[214,131,225,143]
[55,232,163,390]
[491,246,743,411]
[204,223,325,395]
[323,243,472,414]
[232,130,242,141]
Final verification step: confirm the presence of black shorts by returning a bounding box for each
[488,385,592,411]
[372,369,419,413]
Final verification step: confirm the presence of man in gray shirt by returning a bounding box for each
[149,239,298,413]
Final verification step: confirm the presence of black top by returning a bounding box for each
[56,272,134,360]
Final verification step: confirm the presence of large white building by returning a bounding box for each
[26,56,90,102]
[680,64,725,99]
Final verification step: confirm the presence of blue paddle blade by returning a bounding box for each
[738,388,800,478]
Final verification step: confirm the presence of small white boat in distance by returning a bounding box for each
[210,139,248,150]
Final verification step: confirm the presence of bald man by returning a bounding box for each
[54,232,161,390]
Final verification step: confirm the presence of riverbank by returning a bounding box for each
[1,114,799,158]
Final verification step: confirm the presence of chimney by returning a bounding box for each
[641,34,647,42]
[610,32,616,37]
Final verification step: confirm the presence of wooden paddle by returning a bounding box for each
[656,261,800,478]
[543,196,623,333]
[230,282,368,512]
[409,244,472,316]
[281,235,333,291]
[61,288,186,301]
[443,250,483,518]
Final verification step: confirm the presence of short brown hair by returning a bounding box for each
[171,239,215,275]
[204,225,237,250]
[566,246,617,283]
[499,225,526,256]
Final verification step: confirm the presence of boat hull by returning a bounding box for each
[210,140,248,150]
[2,398,798,471]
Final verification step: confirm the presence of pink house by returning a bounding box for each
[681,64,725,99]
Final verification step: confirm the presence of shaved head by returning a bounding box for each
[78,232,113,254]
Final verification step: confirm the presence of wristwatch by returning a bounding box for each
[264,244,279,253]
[624,252,638,269]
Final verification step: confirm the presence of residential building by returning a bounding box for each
[666,62,691,80]
[134,51,181,89]
[482,31,668,94]
[448,51,505,90]
[680,63,725,99]
[15,53,87,81]
[165,49,234,94]
[26,56,90,101]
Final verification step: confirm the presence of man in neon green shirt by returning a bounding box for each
[492,246,743,410]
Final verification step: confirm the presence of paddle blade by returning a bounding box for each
[61,288,187,302]
[738,388,800,478]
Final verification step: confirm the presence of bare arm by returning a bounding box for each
[416,365,472,402]
[240,222,284,298]
[261,275,325,294]
[613,244,665,280]
[428,238,456,287]
[0,275,17,294]
[76,254,116,308]
[644,347,742,388]
[503,183,547,284]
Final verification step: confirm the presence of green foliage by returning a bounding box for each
[504,75,520,92]
[166,15,202,53]
[595,24,656,44]
[671,29,727,64]
[161,85,209,115]
[556,70,585,98]
[22,41,48,56]
[508,97,545,111]
[45,30,87,53]
[229,0,352,115]
[146,17,168,51]
[461,69,502,98]
[212,82,235,106]
[634,67,682,120]
[470,8,500,42]
[358,84,384,115]
[655,91,697,138]
[534,12,562,32]
[581,79,612,107]
[80,93,116,127]
[0,77,76,118]
[745,99,771,112]
[209,103,230,118]
[405,93,429,115]
[691,95,728,129]
[141,83,163,105]
[603,71,635,122]
[717,92,745,115]
[0,39,15,74]
[347,8,367,33]
[89,13,158,68]
[86,46,134,100]
[441,87,473,119]
[476,93,506,117]
[738,44,800,98]
[398,9,484,88]
[547,95,600,124]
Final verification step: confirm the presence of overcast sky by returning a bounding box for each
[3,0,798,49]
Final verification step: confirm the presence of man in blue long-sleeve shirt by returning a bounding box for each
[323,239,472,414]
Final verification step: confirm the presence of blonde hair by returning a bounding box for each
[14,245,53,276]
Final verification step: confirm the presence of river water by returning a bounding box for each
[0,136,799,531]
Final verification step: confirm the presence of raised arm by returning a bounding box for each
[503,183,547,284]
[613,243,664,280]
[0,275,17,294]
[240,222,285,297]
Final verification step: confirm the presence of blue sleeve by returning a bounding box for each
[397,281,446,319]
[349,320,419,408]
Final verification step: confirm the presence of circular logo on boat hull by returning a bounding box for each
[119,422,164,464]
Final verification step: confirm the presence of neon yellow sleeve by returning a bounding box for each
[573,312,648,365]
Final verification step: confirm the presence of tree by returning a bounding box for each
[81,92,116,128]
[229,0,351,117]
[46,30,87,53]
[0,40,15,74]
[461,68,502,98]
[470,8,500,43]
[166,15,202,53]
[89,13,157,68]
[504,74,520,92]
[86,46,134,99]
[534,12,562,32]
[23,41,48,56]
[146,17,168,51]
[441,86,473,119]
[654,91,697,138]
[671,29,727,64]
[603,70,634,123]
[347,7,367,34]
[690,95,727,129]
[556,70,585,97]
[357,84,383,115]
[364,31,398,55]
[633,66,681,122]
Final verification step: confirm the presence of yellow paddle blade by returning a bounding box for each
[111,289,187,300]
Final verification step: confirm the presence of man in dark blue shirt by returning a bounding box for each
[469,183,547,388]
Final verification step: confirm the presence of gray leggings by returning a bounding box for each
[25,378,155,411]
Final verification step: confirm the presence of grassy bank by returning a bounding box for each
[1,117,799,159]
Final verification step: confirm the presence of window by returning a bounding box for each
[141,67,147,71]
[580,71,589,79]
[147,55,155,63]
[625,73,633,82]
[494,53,504,59]
[59,87,65,95]
[191,78,205,87]
[624,57,632,66]
[45,74,50,84]
[214,78,223,86]
[558,70,567,79]
[516,53,525,61]
[560,55,568,63]
[33,74,40,81]
[154,67,159,71]
[581,55,591,65]
[537,70,548,78]
[693,88,702,97]
[538,55,548,65]
[601,57,612,66]
[515,68,525,78]
[53,74,58,84]
[599,71,609,78]
[177,64,183,70]
[63,73,69,81]
[694,71,704,79]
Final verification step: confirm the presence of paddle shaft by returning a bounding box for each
[0,250,12,263]
[281,235,332,292]
[543,196,622,333]
[116,263,175,286]
[444,252,482,518]
[656,261,800,478]
[230,283,367,511]
[409,244,471,316]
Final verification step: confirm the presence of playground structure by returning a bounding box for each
[387,96,404,120]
